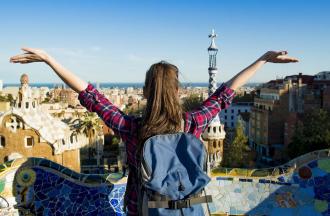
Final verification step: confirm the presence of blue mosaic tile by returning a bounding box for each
[307,178,315,187]
[278,176,285,182]
[248,193,256,201]
[7,153,330,216]
[216,177,233,181]
[299,180,308,188]
[314,176,326,186]
[308,160,318,168]
[14,167,124,215]
[293,175,300,183]
[259,179,271,184]
[234,188,241,193]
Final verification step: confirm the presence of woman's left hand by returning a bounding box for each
[259,51,299,63]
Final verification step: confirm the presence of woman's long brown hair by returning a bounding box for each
[139,61,182,144]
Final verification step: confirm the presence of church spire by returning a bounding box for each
[208,29,219,95]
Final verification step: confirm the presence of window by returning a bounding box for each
[231,116,234,120]
[0,136,5,148]
[25,102,29,109]
[238,109,241,113]
[225,110,227,113]
[231,110,234,113]
[225,116,227,120]
[245,109,248,112]
[25,136,34,147]
[231,122,234,127]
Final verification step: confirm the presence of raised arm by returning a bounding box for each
[186,83,235,137]
[10,48,134,141]
[225,51,299,90]
[10,48,88,93]
[187,50,298,137]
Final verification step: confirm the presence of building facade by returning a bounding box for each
[249,72,330,164]
[220,102,253,128]
[50,86,80,107]
[0,74,98,172]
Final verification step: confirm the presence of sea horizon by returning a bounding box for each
[2,82,262,89]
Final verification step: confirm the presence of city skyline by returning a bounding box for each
[0,0,329,84]
[1,2,330,215]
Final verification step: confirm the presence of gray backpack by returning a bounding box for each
[138,132,212,216]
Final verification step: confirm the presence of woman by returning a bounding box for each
[10,48,298,215]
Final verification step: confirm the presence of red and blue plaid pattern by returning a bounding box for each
[78,83,235,215]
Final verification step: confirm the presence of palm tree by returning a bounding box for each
[72,113,102,137]
[70,113,103,168]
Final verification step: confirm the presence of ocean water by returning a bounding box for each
[3,82,261,89]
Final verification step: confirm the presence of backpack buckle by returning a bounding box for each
[168,199,190,209]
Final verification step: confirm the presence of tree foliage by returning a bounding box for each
[288,109,330,158]
[124,104,145,116]
[111,136,120,145]
[70,112,102,137]
[222,122,249,168]
[182,94,203,112]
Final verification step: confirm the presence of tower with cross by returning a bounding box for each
[208,29,218,95]
[202,29,227,172]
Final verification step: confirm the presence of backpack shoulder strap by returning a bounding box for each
[181,118,185,132]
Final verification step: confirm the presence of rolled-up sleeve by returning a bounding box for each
[78,84,133,142]
[186,83,235,137]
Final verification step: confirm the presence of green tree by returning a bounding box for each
[71,113,103,167]
[71,112,102,139]
[222,122,249,168]
[124,104,145,116]
[182,93,203,112]
[288,109,330,158]
[111,136,120,145]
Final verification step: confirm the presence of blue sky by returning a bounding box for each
[0,0,329,84]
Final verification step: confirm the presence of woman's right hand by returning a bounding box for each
[10,48,51,64]
[10,47,88,93]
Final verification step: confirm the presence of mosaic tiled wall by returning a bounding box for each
[0,150,330,215]
[0,158,127,215]
[207,157,330,215]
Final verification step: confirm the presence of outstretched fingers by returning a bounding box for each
[10,53,43,63]
[277,55,299,63]
[264,50,299,63]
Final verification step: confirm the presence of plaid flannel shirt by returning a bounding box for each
[78,83,235,215]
